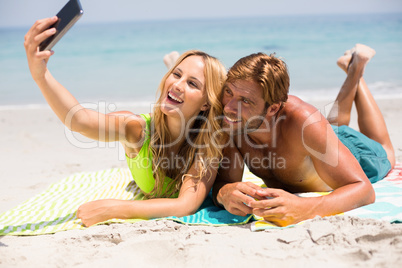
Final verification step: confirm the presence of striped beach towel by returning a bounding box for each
[251,162,402,231]
[0,169,145,235]
[0,168,254,236]
[1,163,401,235]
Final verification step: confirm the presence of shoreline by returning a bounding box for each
[1,88,402,111]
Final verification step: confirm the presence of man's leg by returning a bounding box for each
[327,48,361,126]
[329,44,395,167]
[354,74,396,168]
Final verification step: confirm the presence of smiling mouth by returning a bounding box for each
[167,91,183,104]
[224,115,241,123]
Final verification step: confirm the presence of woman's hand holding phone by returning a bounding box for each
[24,17,57,82]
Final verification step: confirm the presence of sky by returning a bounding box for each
[1,0,402,28]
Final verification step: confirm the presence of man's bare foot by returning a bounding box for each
[348,44,376,75]
[337,52,353,73]
[355,43,376,61]
[337,47,357,73]
[163,51,180,69]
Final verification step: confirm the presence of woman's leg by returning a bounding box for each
[163,51,180,69]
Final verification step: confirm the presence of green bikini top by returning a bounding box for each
[125,114,177,197]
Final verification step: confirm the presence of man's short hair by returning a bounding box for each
[226,53,289,105]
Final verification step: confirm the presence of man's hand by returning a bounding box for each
[250,188,318,227]
[217,182,263,216]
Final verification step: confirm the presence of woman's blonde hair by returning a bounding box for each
[149,50,227,198]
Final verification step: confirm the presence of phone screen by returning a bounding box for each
[39,0,84,51]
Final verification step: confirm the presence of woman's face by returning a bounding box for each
[161,55,209,122]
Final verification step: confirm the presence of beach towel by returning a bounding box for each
[250,162,402,231]
[0,168,254,236]
[1,163,401,235]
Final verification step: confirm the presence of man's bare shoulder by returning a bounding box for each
[282,95,335,155]
[281,95,320,133]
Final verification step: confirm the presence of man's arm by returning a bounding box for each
[250,106,375,226]
[212,143,262,216]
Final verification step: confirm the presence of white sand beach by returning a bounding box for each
[1,99,402,267]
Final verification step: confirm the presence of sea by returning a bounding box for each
[1,13,402,109]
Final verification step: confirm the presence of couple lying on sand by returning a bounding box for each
[24,17,395,227]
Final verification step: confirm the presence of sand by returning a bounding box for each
[0,99,402,267]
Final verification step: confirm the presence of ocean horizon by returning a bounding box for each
[1,12,402,108]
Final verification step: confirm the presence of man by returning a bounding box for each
[212,44,395,226]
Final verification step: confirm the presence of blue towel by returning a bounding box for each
[165,192,254,225]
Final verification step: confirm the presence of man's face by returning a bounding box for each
[221,79,268,135]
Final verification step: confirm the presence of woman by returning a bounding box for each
[24,17,227,227]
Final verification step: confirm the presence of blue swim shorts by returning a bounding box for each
[332,125,391,183]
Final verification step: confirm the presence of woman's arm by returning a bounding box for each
[24,17,143,145]
[77,161,218,227]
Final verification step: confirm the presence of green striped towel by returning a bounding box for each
[0,168,254,236]
[0,169,146,236]
[2,163,401,235]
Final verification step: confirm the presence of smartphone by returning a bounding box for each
[39,0,84,51]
